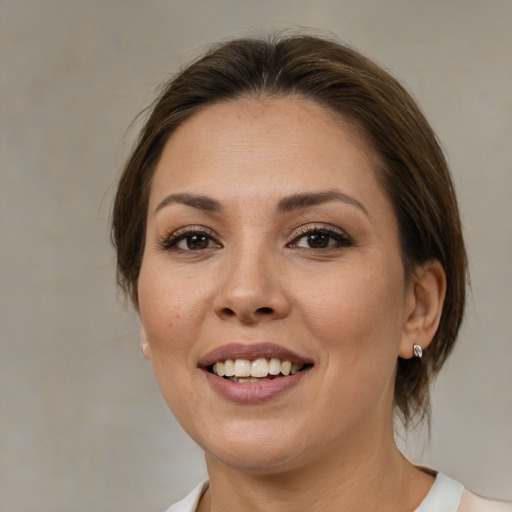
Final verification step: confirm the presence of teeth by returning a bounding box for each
[224,359,235,377]
[290,363,302,375]
[212,358,305,379]
[215,361,225,377]
[281,361,292,376]
[268,358,281,375]
[251,358,269,377]
[234,377,269,383]
[234,359,252,377]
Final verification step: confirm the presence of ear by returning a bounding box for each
[399,260,447,359]
[139,320,151,361]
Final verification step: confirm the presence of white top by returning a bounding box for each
[166,473,511,512]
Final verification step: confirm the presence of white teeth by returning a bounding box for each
[251,358,269,378]
[224,359,235,377]
[281,361,292,376]
[215,361,225,377]
[268,358,281,375]
[234,359,251,377]
[211,358,306,379]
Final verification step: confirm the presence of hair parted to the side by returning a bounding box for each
[111,34,468,428]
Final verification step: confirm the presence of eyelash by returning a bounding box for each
[159,223,353,253]
[288,224,353,250]
[159,226,221,252]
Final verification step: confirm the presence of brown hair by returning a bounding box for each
[112,35,467,426]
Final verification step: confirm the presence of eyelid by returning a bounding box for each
[158,225,222,250]
[291,222,348,239]
[288,223,353,248]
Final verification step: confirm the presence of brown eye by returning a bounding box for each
[160,227,221,252]
[185,234,209,250]
[306,233,330,248]
[290,226,352,250]
[175,233,216,251]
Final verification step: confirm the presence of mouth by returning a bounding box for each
[207,357,313,383]
[199,343,314,387]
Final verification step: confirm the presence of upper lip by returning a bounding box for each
[198,343,313,368]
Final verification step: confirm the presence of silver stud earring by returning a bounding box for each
[413,344,423,358]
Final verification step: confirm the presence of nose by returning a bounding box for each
[213,245,290,324]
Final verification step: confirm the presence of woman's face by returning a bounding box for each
[138,97,417,473]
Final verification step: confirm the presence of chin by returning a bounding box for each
[198,420,312,475]
[208,443,304,475]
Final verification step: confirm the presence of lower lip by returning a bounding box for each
[202,369,310,404]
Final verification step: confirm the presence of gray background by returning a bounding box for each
[1,1,511,511]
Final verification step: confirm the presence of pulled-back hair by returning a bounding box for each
[112,35,467,427]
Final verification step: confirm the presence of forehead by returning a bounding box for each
[165,95,372,160]
[149,96,384,210]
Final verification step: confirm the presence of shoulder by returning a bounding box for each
[415,472,512,512]
[458,490,512,512]
[167,476,512,512]
[165,480,209,512]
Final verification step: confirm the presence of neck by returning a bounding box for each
[199,418,433,512]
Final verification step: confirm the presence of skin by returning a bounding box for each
[137,96,446,511]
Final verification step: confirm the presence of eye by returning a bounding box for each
[289,225,352,250]
[176,233,215,250]
[160,226,221,252]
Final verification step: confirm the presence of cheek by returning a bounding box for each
[137,264,208,418]
[137,267,206,389]
[293,261,405,360]
[293,269,404,426]
[138,262,207,338]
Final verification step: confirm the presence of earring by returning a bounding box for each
[413,344,423,358]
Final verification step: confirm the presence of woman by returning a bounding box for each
[112,35,509,511]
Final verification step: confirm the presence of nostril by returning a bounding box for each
[215,305,279,322]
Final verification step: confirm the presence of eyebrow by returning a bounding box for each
[154,189,369,218]
[155,193,222,214]
[277,190,369,217]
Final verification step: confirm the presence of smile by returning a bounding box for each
[210,358,308,382]
[200,343,314,403]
